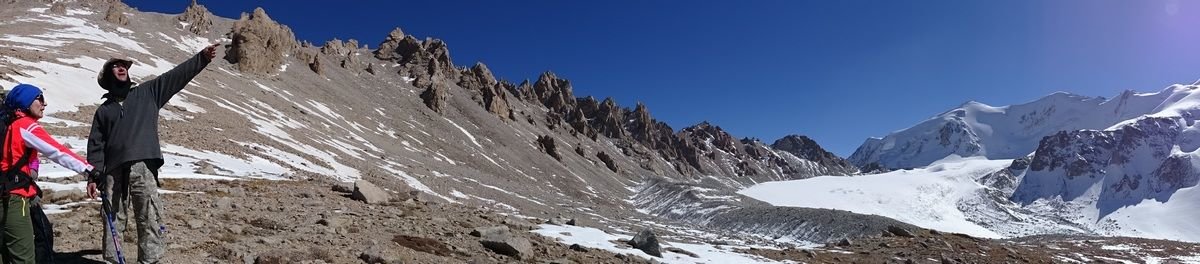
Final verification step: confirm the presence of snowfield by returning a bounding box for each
[740,156,1009,238]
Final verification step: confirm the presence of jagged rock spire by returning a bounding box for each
[225,7,298,75]
[177,0,213,35]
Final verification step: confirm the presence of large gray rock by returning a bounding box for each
[627,229,662,257]
[195,161,217,175]
[536,135,562,161]
[476,226,532,259]
[331,181,354,193]
[43,189,86,204]
[254,250,298,263]
[359,244,402,264]
[352,180,390,204]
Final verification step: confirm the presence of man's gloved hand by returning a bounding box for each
[86,169,103,199]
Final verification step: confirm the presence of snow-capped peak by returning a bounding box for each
[849,87,1188,170]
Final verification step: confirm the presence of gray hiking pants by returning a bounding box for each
[101,161,164,264]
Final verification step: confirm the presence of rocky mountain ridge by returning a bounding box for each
[3,0,1200,262]
[0,0,866,250]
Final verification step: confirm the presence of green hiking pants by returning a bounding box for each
[102,161,165,264]
[2,196,34,264]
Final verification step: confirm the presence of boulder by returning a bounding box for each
[887,225,916,238]
[43,189,86,204]
[836,238,853,247]
[308,54,323,75]
[476,226,532,259]
[352,180,390,204]
[331,181,354,193]
[627,229,662,257]
[536,135,561,161]
[195,161,217,175]
[359,244,402,264]
[568,244,589,252]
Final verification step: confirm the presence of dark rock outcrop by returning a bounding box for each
[772,133,859,175]
[627,229,662,257]
[419,78,449,113]
[458,63,512,120]
[773,135,858,173]
[225,7,297,75]
[372,27,406,61]
[177,0,213,35]
[374,28,457,82]
[103,3,128,25]
[529,72,576,113]
[49,2,65,14]
[597,151,618,173]
[308,54,323,75]
[537,135,562,161]
[1012,117,1192,217]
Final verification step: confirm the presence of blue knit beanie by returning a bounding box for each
[5,84,43,111]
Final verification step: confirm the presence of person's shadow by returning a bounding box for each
[52,249,107,264]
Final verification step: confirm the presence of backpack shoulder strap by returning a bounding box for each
[2,119,36,192]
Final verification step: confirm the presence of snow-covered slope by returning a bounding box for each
[740,156,1010,238]
[763,84,1200,243]
[1008,84,1200,242]
[849,89,1178,169]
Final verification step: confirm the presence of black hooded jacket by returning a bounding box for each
[87,51,211,174]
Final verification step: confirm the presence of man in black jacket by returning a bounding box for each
[86,44,218,264]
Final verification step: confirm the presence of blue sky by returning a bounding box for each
[127,0,1200,157]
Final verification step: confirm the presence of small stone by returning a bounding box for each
[215,197,233,209]
[187,219,205,229]
[802,249,816,258]
[887,225,915,238]
[569,244,588,252]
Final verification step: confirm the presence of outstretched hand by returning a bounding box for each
[203,43,219,60]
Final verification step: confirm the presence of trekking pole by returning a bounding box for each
[100,190,126,264]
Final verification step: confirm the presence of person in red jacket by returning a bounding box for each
[1,84,93,264]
